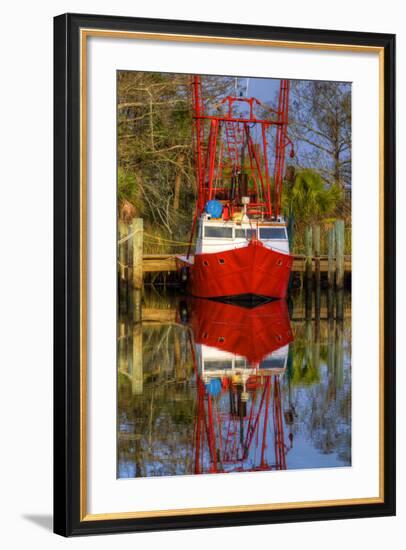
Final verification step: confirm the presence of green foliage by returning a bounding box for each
[282,169,348,253]
[118,168,142,213]
[288,344,320,386]
[283,169,342,225]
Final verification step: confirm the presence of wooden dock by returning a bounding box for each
[142,254,351,273]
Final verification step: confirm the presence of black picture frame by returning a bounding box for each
[54,12,396,536]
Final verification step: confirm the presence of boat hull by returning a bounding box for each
[184,240,293,300]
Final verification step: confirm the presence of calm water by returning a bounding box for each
[117,289,351,478]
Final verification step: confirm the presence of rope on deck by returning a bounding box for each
[118,230,137,245]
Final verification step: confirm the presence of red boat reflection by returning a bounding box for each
[184,298,294,475]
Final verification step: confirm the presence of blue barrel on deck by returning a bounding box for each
[205,200,223,219]
[206,378,222,397]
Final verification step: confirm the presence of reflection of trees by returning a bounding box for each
[118,324,197,477]
[296,361,351,464]
[288,321,321,386]
[118,290,352,477]
[284,301,352,466]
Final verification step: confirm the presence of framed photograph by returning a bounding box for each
[54,13,395,536]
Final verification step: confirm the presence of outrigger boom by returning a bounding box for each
[191,75,294,221]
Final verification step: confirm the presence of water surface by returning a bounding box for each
[117,289,351,478]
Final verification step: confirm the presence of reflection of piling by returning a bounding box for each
[327,318,336,400]
[335,319,344,390]
[328,225,335,289]
[305,289,312,320]
[314,278,321,320]
[118,320,127,373]
[305,319,313,369]
[174,330,183,381]
[132,322,143,395]
[327,319,335,369]
[312,319,320,374]
[336,289,344,321]
[335,220,345,290]
[327,288,334,319]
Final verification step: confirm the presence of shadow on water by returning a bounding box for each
[117,287,351,478]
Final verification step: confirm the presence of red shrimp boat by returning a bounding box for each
[178,76,294,301]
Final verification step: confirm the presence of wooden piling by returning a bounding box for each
[305,225,313,288]
[305,226,313,317]
[335,220,345,290]
[131,218,144,290]
[313,225,321,317]
[118,221,128,282]
[313,225,321,287]
[327,225,336,289]
[132,289,142,324]
[118,222,129,315]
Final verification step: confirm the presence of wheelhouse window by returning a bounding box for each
[259,227,287,240]
[259,357,286,369]
[204,226,233,238]
[235,227,257,239]
[204,360,233,370]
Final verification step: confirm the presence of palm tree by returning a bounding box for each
[283,168,342,226]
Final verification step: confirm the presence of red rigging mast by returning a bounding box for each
[193,372,290,475]
[191,75,294,220]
